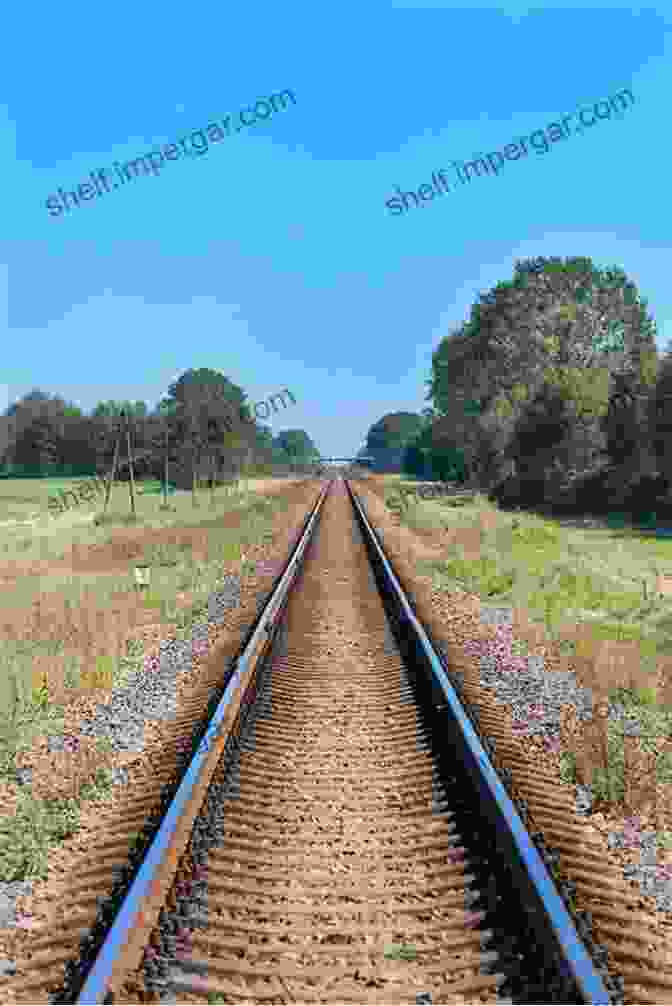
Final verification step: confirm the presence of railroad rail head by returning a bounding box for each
[58,476,621,1004]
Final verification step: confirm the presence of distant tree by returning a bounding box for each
[154,369,254,493]
[366,412,424,451]
[424,257,660,505]
[91,400,148,419]
[363,412,425,473]
[3,391,94,473]
[159,369,250,422]
[12,417,59,471]
[274,429,320,463]
[4,389,52,417]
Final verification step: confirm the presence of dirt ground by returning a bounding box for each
[0,478,314,819]
[0,478,324,997]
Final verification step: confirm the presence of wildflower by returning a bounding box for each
[544,736,562,754]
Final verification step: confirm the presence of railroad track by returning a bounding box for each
[9,479,623,1004]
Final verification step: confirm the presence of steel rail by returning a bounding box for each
[346,479,614,1005]
[74,482,332,1004]
[73,475,614,1003]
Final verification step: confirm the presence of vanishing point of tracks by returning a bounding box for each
[12,480,624,1003]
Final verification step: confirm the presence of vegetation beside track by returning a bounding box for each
[379,474,672,820]
[0,477,303,886]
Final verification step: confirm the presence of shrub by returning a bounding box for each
[0,793,80,881]
[511,522,560,547]
[437,556,514,598]
[78,767,115,801]
[559,751,578,784]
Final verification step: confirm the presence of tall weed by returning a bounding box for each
[0,793,80,881]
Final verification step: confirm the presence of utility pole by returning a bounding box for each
[122,410,137,519]
[162,426,169,508]
[210,451,217,505]
[103,424,121,517]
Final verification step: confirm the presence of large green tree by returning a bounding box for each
[424,257,659,501]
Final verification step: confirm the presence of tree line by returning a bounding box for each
[0,369,322,491]
[358,256,672,520]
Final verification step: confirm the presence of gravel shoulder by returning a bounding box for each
[355,476,672,1000]
[0,479,320,999]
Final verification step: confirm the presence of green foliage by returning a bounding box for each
[590,725,625,805]
[142,542,187,566]
[593,321,625,353]
[542,260,566,275]
[367,413,425,451]
[527,571,604,627]
[431,446,466,482]
[0,794,80,881]
[510,383,530,403]
[559,751,578,784]
[139,481,176,495]
[129,830,145,853]
[510,537,562,573]
[367,412,426,473]
[401,443,430,479]
[384,943,417,961]
[632,686,657,707]
[658,750,672,784]
[385,488,406,514]
[273,429,320,463]
[639,351,658,387]
[79,768,115,801]
[438,555,514,598]
[557,303,579,324]
[511,522,560,547]
[575,697,672,806]
[543,335,561,355]
[439,495,475,507]
[92,400,148,418]
[422,255,660,503]
[95,735,116,756]
[543,366,610,419]
[403,505,448,534]
[31,681,50,712]
[493,395,515,419]
[431,498,672,815]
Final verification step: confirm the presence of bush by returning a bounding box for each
[511,522,560,547]
[559,751,578,784]
[438,556,514,598]
[0,793,80,881]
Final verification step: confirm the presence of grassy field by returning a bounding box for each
[381,474,672,814]
[0,475,303,881]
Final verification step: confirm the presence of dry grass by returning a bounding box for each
[0,476,308,845]
[376,474,672,819]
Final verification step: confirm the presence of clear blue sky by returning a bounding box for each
[2,1,671,458]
